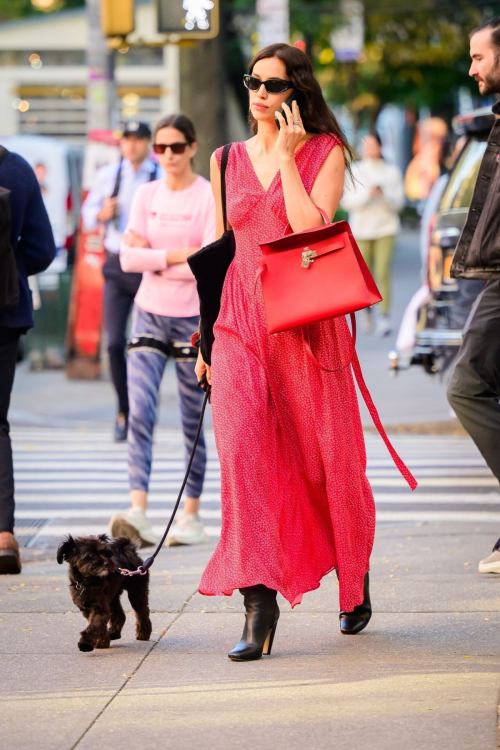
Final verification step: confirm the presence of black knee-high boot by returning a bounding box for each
[228,585,280,662]
[339,572,372,635]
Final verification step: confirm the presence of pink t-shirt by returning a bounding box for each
[120,175,216,317]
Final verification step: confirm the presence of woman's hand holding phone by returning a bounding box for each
[274,99,307,162]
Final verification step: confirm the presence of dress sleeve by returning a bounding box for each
[302,134,344,196]
[214,146,225,171]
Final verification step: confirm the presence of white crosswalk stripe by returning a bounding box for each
[11,427,500,547]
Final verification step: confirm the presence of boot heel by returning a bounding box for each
[262,619,278,656]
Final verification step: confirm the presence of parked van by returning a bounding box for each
[0,135,83,269]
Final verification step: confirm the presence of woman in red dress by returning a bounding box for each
[195,43,374,661]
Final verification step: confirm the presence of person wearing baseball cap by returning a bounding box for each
[81,121,161,441]
[122,121,152,139]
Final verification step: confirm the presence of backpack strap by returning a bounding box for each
[110,157,123,199]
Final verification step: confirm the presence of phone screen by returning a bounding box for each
[275,91,301,130]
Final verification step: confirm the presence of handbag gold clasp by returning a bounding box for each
[301,248,317,268]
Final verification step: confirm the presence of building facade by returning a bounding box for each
[0,2,180,142]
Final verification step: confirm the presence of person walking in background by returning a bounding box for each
[109,114,215,548]
[342,131,405,337]
[81,122,159,441]
[0,146,56,574]
[447,17,500,575]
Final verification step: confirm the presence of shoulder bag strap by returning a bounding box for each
[111,157,123,199]
[220,143,231,231]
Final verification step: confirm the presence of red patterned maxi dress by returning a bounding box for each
[199,135,414,612]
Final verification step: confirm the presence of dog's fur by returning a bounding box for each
[57,534,152,652]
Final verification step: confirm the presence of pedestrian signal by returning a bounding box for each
[157,0,219,39]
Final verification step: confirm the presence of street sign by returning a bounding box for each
[330,0,364,63]
[157,0,220,39]
[257,0,289,49]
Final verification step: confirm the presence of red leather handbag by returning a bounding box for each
[256,208,381,371]
[255,208,417,491]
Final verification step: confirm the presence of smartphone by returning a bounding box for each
[275,90,302,130]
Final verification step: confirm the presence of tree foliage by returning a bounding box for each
[296,0,500,124]
[0,0,83,23]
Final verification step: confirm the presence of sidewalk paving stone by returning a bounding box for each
[1,522,499,749]
[75,612,499,750]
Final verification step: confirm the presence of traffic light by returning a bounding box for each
[157,0,219,39]
[101,0,135,38]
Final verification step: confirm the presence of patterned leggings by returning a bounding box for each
[127,305,206,498]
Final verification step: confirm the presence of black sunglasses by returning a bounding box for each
[153,142,191,155]
[243,74,294,94]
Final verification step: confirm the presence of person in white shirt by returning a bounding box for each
[81,122,160,441]
[342,132,405,337]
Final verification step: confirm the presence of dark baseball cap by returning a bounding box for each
[122,121,152,139]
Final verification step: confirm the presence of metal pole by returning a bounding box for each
[86,0,116,131]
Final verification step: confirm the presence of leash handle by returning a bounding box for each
[119,387,211,577]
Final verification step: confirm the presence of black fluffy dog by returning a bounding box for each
[57,534,152,652]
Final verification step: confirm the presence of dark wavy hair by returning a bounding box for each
[248,43,354,177]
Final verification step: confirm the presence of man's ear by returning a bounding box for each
[57,535,76,564]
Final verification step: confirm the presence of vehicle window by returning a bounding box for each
[440,138,487,210]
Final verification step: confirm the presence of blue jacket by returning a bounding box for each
[0,150,56,330]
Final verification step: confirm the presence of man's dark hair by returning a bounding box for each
[470,16,500,51]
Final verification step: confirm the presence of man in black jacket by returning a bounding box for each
[447,17,500,574]
[0,148,56,574]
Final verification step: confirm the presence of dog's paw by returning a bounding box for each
[108,630,122,641]
[136,628,152,641]
[78,641,94,652]
[94,637,111,649]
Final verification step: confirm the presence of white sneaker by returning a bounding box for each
[165,513,209,547]
[109,507,157,548]
[478,547,500,574]
[375,314,391,338]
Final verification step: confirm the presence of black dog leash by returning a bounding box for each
[119,386,211,577]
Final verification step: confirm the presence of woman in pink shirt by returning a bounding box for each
[109,114,216,548]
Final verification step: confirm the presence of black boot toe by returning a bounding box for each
[339,572,372,635]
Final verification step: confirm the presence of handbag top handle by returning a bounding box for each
[221,143,231,232]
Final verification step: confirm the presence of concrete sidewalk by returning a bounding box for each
[1,522,499,750]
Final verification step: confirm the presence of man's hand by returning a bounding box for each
[96,197,119,223]
[122,229,150,248]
